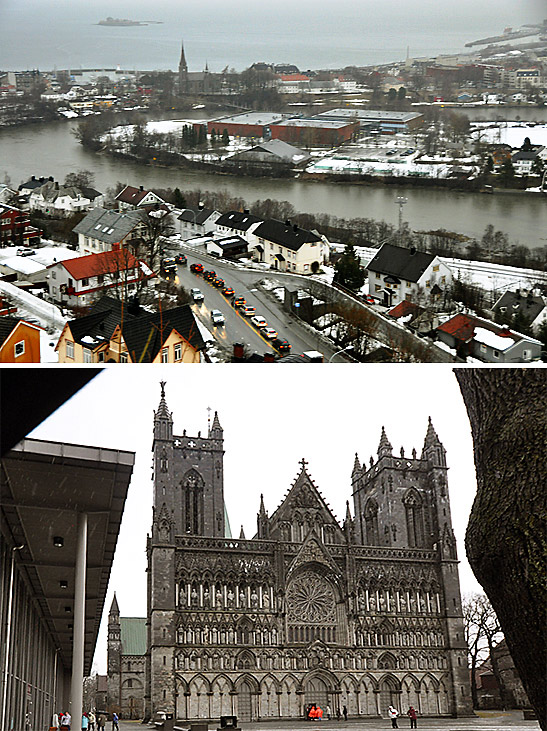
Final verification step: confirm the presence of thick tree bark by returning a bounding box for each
[455,369,546,727]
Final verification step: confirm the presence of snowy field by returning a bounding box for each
[470,122,547,148]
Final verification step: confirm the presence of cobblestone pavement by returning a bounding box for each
[117,711,539,731]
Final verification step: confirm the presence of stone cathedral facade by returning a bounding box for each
[144,385,472,721]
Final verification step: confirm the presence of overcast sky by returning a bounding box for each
[26,364,487,673]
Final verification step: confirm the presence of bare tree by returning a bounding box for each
[463,592,505,709]
[455,369,546,727]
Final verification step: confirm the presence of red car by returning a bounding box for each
[190,263,204,274]
[223,287,235,297]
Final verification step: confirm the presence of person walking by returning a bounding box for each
[51,712,60,730]
[336,708,341,722]
[82,713,89,731]
[342,706,348,722]
[112,712,119,731]
[317,706,323,721]
[326,705,332,721]
[388,706,399,729]
[61,711,71,731]
[407,707,417,729]
[97,713,106,730]
[88,711,96,731]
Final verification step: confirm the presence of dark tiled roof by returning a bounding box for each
[73,208,144,244]
[387,301,423,319]
[366,244,435,283]
[493,291,545,323]
[0,316,21,346]
[178,207,216,225]
[215,236,248,252]
[253,219,320,252]
[115,185,149,204]
[215,211,263,231]
[65,296,204,360]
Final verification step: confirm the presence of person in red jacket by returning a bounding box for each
[317,706,323,721]
[407,707,418,729]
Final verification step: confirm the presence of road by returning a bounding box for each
[168,248,343,361]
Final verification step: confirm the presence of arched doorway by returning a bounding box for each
[305,676,329,709]
[237,681,253,721]
[379,676,400,716]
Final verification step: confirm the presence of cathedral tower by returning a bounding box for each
[107,594,122,713]
[178,40,188,94]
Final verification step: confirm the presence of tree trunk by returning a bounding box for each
[455,369,546,727]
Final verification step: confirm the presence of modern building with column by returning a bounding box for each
[0,437,134,731]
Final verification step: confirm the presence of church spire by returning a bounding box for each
[352,452,361,476]
[179,39,188,73]
[109,592,120,617]
[209,410,223,438]
[257,493,269,539]
[377,426,393,458]
[154,381,173,442]
[421,416,446,466]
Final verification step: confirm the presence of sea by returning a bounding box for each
[0,0,544,74]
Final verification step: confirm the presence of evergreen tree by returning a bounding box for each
[499,159,516,188]
[333,243,365,292]
[210,128,217,146]
[173,188,186,209]
[197,125,207,147]
[222,128,230,146]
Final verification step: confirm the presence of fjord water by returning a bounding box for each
[1,0,545,72]
[0,119,545,250]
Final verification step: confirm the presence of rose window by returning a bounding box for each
[287,571,336,624]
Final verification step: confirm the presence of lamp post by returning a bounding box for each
[328,345,353,362]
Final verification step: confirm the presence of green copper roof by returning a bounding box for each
[120,617,146,656]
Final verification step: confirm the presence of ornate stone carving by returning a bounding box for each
[286,571,336,624]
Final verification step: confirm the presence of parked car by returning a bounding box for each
[203,270,216,281]
[16,248,36,257]
[211,309,225,326]
[162,257,177,271]
[250,315,268,329]
[222,287,235,297]
[190,263,204,274]
[263,327,278,340]
[272,338,291,354]
[241,305,256,317]
[190,288,204,302]
[233,296,246,308]
[175,254,187,265]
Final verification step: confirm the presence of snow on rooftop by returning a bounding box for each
[473,326,514,351]
[1,257,44,275]
[0,280,66,331]
[470,122,547,148]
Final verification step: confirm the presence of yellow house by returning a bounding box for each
[56,295,204,363]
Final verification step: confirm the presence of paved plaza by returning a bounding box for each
[117,711,539,731]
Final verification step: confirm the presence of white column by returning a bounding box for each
[71,512,87,730]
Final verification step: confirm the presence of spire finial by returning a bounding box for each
[299,457,308,471]
[160,380,166,398]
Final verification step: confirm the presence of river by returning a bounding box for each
[1,116,546,250]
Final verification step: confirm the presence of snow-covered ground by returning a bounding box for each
[0,280,66,332]
[470,122,547,148]
[306,157,454,178]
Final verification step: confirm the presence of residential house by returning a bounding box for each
[387,300,441,334]
[73,208,148,257]
[436,313,542,362]
[47,249,156,307]
[251,219,325,274]
[29,179,104,216]
[0,203,42,246]
[0,184,17,205]
[115,185,167,211]
[510,148,543,176]
[215,210,263,242]
[366,243,453,307]
[175,207,220,239]
[56,295,205,363]
[18,175,53,201]
[0,317,42,363]
[493,289,547,333]
[205,235,248,259]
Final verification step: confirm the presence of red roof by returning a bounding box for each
[115,185,150,205]
[437,313,475,341]
[279,74,310,82]
[59,250,141,281]
[388,300,422,319]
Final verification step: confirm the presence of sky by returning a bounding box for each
[26,364,486,674]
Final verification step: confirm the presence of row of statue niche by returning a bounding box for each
[179,582,275,610]
[355,588,441,615]
[354,629,444,648]
[177,625,279,646]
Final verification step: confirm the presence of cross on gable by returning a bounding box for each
[187,440,196,448]
[160,380,166,397]
[299,457,308,470]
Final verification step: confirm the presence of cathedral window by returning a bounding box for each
[364,499,379,546]
[403,489,425,547]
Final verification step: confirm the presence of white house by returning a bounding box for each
[115,185,168,211]
[47,248,155,307]
[215,210,264,242]
[365,243,453,307]
[29,180,104,216]
[175,206,221,239]
[251,219,327,274]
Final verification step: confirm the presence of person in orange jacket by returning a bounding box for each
[317,706,323,720]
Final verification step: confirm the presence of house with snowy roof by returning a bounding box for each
[215,210,264,242]
[493,289,547,334]
[47,249,156,307]
[435,313,542,363]
[366,243,452,307]
[56,295,204,364]
[175,206,221,239]
[73,208,148,256]
[29,179,104,216]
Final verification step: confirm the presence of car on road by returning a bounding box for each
[175,254,187,265]
[212,278,225,288]
[241,305,256,317]
[190,263,204,274]
[162,257,177,271]
[386,150,397,156]
[203,270,216,281]
[222,287,235,297]
[190,288,204,302]
[272,338,291,354]
[233,296,246,309]
[16,248,36,257]
[211,309,225,326]
[262,327,278,340]
[250,315,268,329]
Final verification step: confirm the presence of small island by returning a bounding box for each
[97,17,148,27]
